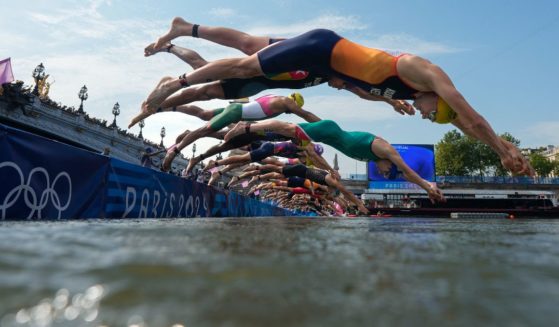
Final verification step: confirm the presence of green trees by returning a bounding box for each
[434,130,469,176]
[528,152,557,177]
[553,162,559,177]
[435,130,519,176]
[434,130,557,177]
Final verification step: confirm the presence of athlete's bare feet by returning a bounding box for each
[161,144,179,172]
[153,17,194,51]
[208,171,220,186]
[184,154,200,175]
[226,176,240,188]
[248,176,259,186]
[130,77,175,128]
[243,165,258,172]
[144,42,173,57]
[142,76,180,117]
[175,130,191,144]
[224,122,248,142]
[128,102,153,129]
[203,159,219,173]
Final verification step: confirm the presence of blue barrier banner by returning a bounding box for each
[104,160,296,218]
[0,124,108,219]
[1,123,296,220]
[105,159,209,218]
[223,192,294,217]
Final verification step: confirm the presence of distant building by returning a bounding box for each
[543,145,559,162]
[519,145,558,177]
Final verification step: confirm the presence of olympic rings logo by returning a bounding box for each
[0,161,72,219]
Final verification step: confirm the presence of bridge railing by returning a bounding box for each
[435,176,559,185]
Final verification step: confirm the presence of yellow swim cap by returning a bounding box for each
[289,92,305,107]
[433,97,457,124]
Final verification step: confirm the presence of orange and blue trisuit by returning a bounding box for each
[257,29,418,100]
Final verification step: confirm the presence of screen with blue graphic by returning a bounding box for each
[368,144,435,182]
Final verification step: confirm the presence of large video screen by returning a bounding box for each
[368,144,435,182]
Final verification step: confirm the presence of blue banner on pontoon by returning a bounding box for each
[0,124,293,219]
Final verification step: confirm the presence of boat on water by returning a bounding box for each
[362,188,559,218]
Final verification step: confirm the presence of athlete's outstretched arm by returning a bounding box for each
[328,76,414,115]
[284,99,322,122]
[346,84,415,115]
[399,56,533,176]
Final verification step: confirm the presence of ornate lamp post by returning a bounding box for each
[78,85,88,113]
[111,102,120,128]
[160,127,166,147]
[32,63,45,95]
[192,143,197,158]
[138,120,145,139]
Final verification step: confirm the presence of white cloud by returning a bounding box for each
[28,12,66,25]
[360,33,463,55]
[245,14,366,37]
[28,0,110,28]
[209,7,237,18]
[0,34,31,55]
[86,0,112,18]
[27,9,159,44]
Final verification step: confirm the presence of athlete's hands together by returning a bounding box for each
[391,100,415,115]
[500,139,535,176]
[427,184,446,204]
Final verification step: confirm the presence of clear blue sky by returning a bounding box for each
[2,0,558,176]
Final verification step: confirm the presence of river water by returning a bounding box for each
[1,217,558,327]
